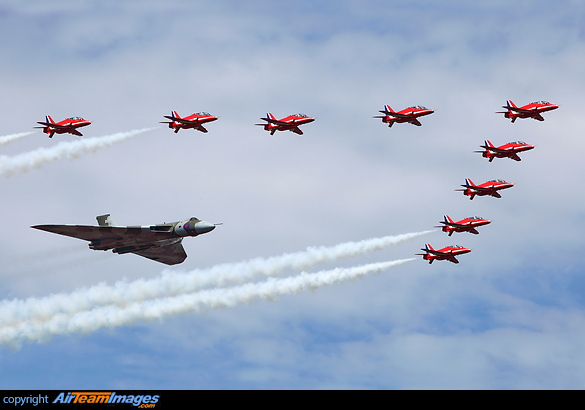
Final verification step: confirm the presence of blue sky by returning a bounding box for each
[1,0,585,389]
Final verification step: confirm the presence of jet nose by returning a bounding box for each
[194,221,216,234]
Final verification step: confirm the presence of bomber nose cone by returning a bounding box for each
[194,221,216,234]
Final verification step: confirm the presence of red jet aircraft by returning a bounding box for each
[373,105,434,127]
[497,100,558,123]
[161,111,218,133]
[35,116,91,138]
[457,178,514,200]
[436,215,491,236]
[416,244,471,264]
[475,140,534,162]
[256,113,315,135]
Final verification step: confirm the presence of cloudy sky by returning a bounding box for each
[1,0,585,389]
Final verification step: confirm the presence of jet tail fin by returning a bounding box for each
[380,105,394,114]
[96,214,116,227]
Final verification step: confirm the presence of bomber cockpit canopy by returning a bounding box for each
[408,105,427,109]
[468,216,484,220]
[531,101,550,105]
[489,179,507,183]
[510,141,527,145]
[290,113,308,117]
[195,112,211,116]
[451,245,465,249]
[67,117,85,121]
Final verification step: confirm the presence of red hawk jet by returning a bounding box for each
[161,111,218,133]
[35,115,91,138]
[417,244,471,264]
[457,178,514,200]
[475,140,535,162]
[436,215,491,236]
[256,113,315,135]
[373,105,434,127]
[497,100,558,123]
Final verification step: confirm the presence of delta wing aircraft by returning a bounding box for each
[373,105,434,127]
[417,244,471,264]
[35,115,91,138]
[497,100,558,122]
[476,140,535,162]
[32,214,219,265]
[436,215,491,236]
[457,178,514,200]
[161,111,218,133]
[255,113,315,135]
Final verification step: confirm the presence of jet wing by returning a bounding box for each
[480,146,510,154]
[36,122,74,129]
[165,116,199,125]
[409,118,422,126]
[384,112,411,118]
[261,118,291,126]
[441,221,470,228]
[447,256,460,264]
[195,125,208,133]
[424,248,449,257]
[504,106,536,114]
[132,242,188,265]
[70,129,83,136]
[460,184,494,192]
[291,126,304,135]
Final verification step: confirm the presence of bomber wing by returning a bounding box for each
[132,242,188,265]
[31,224,176,247]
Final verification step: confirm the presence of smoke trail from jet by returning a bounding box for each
[0,128,155,177]
[0,231,431,326]
[0,259,414,346]
[0,132,34,147]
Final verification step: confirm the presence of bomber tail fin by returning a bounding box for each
[96,214,117,227]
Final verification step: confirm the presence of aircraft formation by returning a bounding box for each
[418,100,558,264]
[26,100,557,265]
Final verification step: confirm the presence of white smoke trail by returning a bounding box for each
[0,259,414,346]
[0,128,155,177]
[0,231,431,326]
[0,132,34,147]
